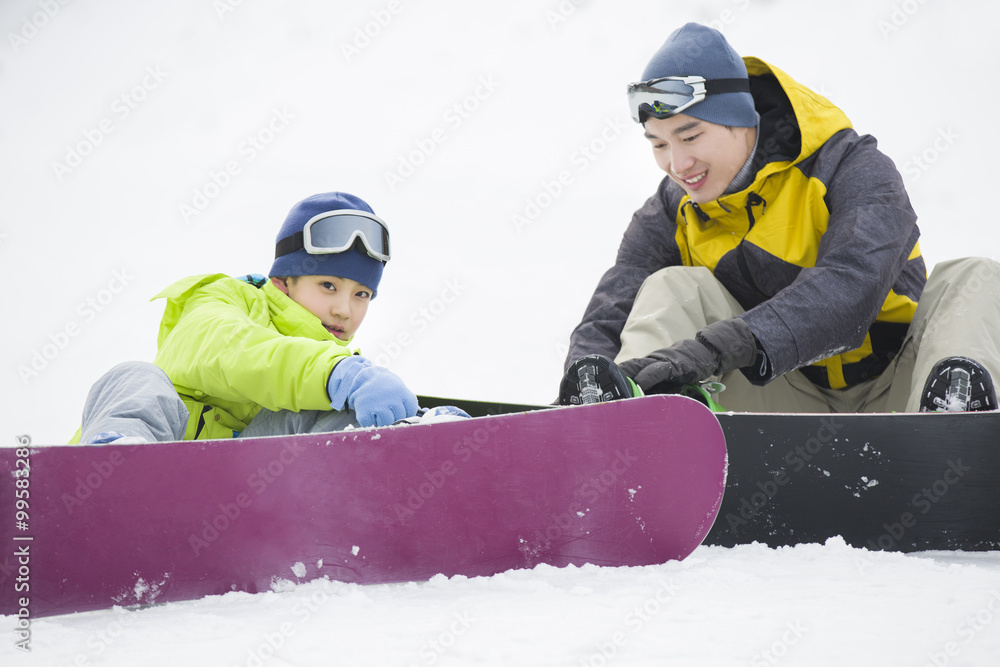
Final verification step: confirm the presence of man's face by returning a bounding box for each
[643,114,756,204]
[271,275,372,341]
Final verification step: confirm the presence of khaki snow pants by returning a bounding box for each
[615,257,1000,413]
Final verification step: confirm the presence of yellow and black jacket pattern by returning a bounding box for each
[569,58,926,389]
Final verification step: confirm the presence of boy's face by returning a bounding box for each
[643,114,756,204]
[271,275,372,341]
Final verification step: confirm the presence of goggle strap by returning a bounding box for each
[703,78,751,95]
[275,231,304,259]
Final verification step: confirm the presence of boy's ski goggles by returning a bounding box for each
[626,75,751,123]
[275,210,391,262]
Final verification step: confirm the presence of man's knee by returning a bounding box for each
[643,265,716,288]
[929,256,1000,286]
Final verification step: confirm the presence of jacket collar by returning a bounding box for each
[676,57,853,225]
[261,280,348,344]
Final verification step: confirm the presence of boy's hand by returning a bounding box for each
[328,356,419,427]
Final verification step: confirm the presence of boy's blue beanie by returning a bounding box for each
[640,23,758,128]
[269,192,385,298]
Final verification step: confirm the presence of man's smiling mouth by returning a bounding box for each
[682,170,707,185]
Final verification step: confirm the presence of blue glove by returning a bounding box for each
[328,356,419,428]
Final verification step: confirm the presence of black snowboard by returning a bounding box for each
[708,410,999,552]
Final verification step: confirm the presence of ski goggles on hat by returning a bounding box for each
[626,75,751,123]
[275,210,391,262]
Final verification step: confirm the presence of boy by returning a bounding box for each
[74,191,420,444]
[560,23,999,413]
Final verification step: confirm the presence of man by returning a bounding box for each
[560,23,998,413]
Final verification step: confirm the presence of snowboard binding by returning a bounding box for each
[680,381,727,412]
[558,354,642,406]
[919,356,996,412]
[559,355,727,412]
[393,405,472,425]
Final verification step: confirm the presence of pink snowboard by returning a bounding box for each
[0,395,726,617]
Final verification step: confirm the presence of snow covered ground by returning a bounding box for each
[2,0,999,664]
[5,540,1000,666]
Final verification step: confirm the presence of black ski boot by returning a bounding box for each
[919,356,997,412]
[558,354,641,406]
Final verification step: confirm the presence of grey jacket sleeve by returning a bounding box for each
[564,177,684,370]
[738,130,920,382]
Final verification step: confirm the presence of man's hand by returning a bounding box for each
[617,318,758,393]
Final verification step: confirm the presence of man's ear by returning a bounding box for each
[270,277,289,295]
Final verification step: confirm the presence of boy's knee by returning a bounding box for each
[104,360,167,379]
[86,361,180,413]
[95,361,174,391]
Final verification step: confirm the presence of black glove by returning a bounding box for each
[617,318,758,393]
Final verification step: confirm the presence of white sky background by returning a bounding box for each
[1,0,997,444]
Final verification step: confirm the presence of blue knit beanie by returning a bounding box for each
[640,23,758,128]
[269,192,386,297]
